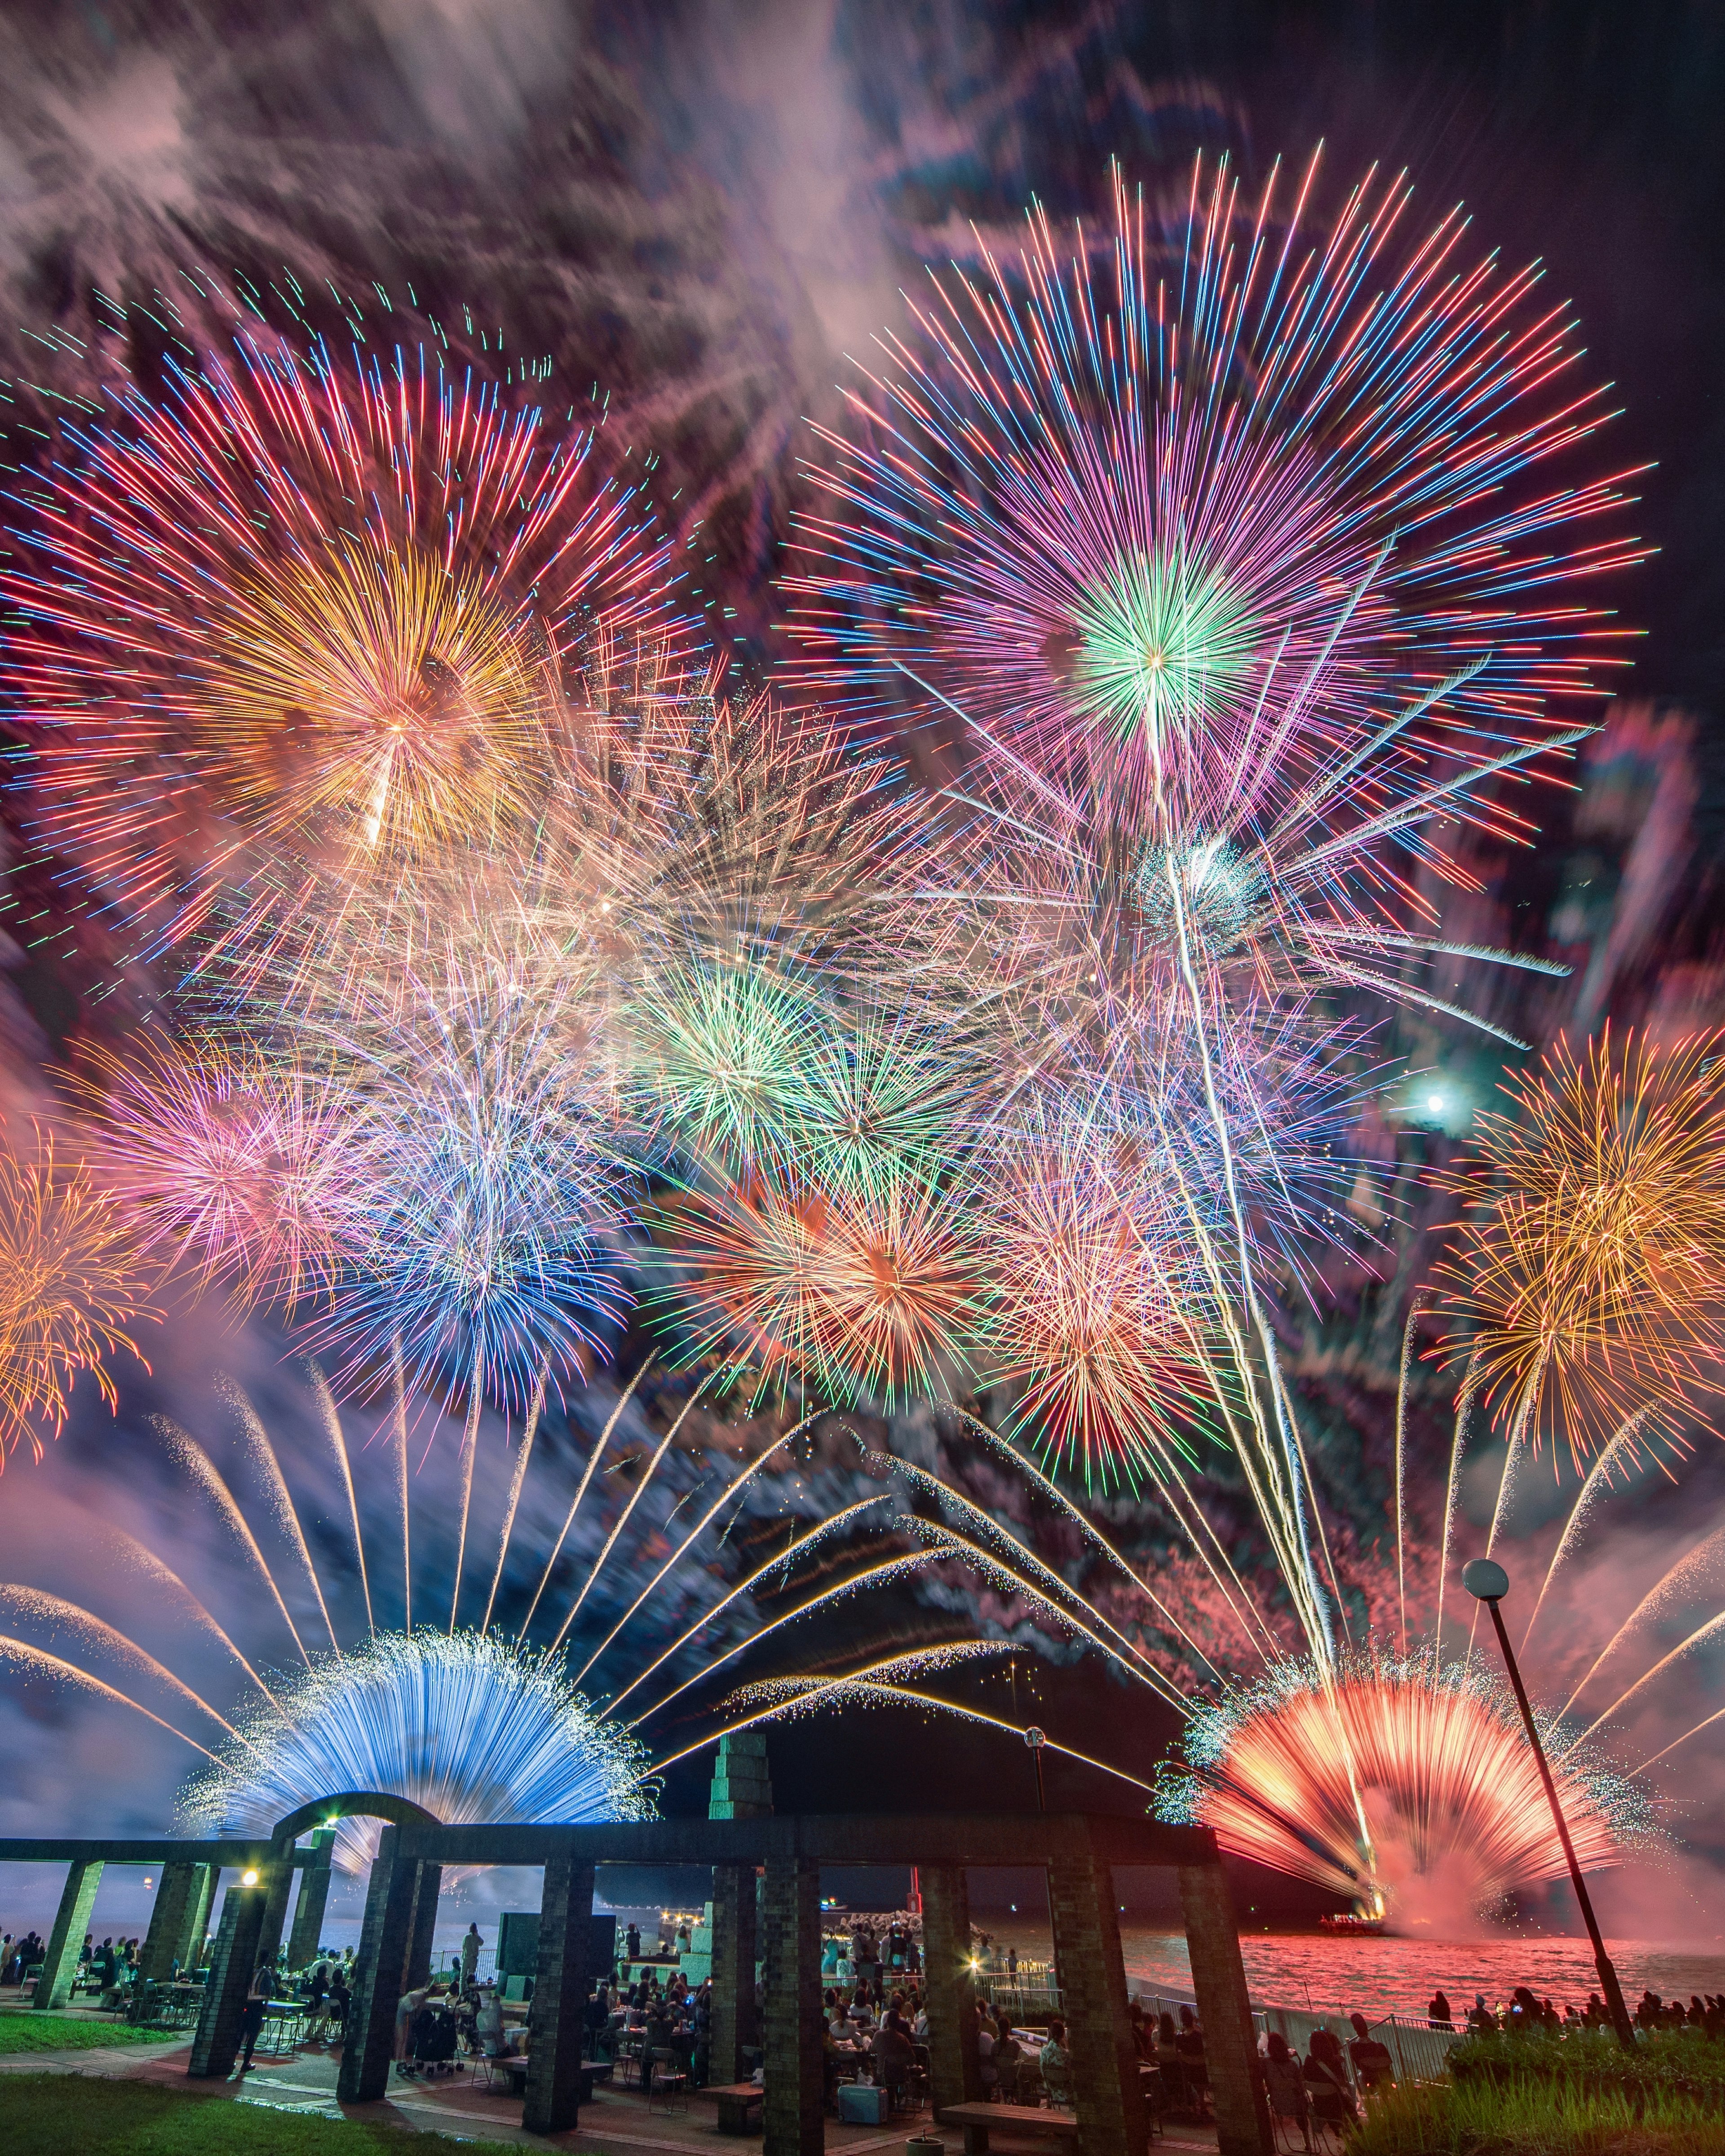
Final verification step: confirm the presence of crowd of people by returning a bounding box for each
[1425,1983,1725,2040]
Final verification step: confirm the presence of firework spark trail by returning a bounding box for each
[181,1631,655,1879]
[219,1378,342,1654]
[482,1364,548,1637]
[0,1636,223,1763]
[597,1498,894,1714]
[0,1586,243,1741]
[1521,1408,1663,1653]
[862,1441,1220,1694]
[152,1419,313,1667]
[701,1666,1156,1797]
[1555,1524,1725,1723]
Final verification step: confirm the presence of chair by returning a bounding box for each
[647,2047,690,2114]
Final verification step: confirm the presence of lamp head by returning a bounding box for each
[1023,1725,1047,1749]
[1462,1558,1510,1602]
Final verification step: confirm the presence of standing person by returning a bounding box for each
[461,1924,483,1993]
[237,1959,273,2074]
[1428,1990,1452,2029]
[625,1921,641,1963]
[1007,1944,1018,1980]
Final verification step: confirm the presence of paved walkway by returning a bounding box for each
[2,2014,1221,2155]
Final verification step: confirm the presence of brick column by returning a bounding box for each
[1048,1854,1147,2156]
[338,1826,423,2103]
[761,1855,823,2156]
[141,1862,199,1982]
[920,1863,981,2115]
[258,1859,296,1970]
[523,1843,597,2134]
[188,1880,268,2077]
[403,1862,442,1990]
[710,1864,760,2081]
[185,1862,219,1970]
[33,1859,103,2010]
[1178,1864,1270,2156]
[287,1830,336,1970]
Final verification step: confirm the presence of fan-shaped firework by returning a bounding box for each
[1156,1653,1649,1920]
[181,1629,654,1879]
[1433,1028,1725,1466]
[2,326,677,951]
[0,1137,148,1463]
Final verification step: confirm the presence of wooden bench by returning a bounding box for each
[500,2059,611,2103]
[939,2100,1080,2155]
[701,2080,765,2133]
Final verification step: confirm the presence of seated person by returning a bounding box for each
[1038,2019,1072,2107]
[1303,2028,1358,2122]
[1262,2033,1310,2151]
[874,2018,914,2098]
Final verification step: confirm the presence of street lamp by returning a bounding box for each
[1462,1558,1638,2052]
[1024,1724,1047,1812]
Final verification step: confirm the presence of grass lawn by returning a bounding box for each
[0,2075,539,2152]
[1349,2071,1725,2156]
[0,2015,188,2054]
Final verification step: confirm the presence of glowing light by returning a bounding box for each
[183,1631,653,1878]
[1157,1654,1649,1920]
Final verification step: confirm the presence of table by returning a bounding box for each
[702,2081,765,2133]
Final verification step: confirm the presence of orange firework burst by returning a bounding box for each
[1433,1029,1725,1462]
[656,1170,982,1409]
[0,1137,148,1463]
[1160,1655,1642,1918]
[77,1037,350,1313]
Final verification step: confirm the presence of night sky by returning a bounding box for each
[1,0,1722,1928]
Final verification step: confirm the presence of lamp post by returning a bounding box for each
[1462,1558,1638,2052]
[1024,1725,1047,1812]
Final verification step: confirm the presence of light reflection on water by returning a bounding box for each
[984,1921,1725,2020]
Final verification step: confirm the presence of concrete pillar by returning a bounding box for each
[921,1864,981,2115]
[287,1831,336,1970]
[761,1855,823,2156]
[257,1859,296,1972]
[523,1845,597,2134]
[33,1859,103,2010]
[708,1729,774,1818]
[709,1864,760,2082]
[1178,1864,1270,2156]
[188,1882,268,2078]
[186,1862,219,1970]
[1048,1854,1147,2156]
[338,1827,423,2103]
[141,1862,199,1983]
[403,1862,442,1991]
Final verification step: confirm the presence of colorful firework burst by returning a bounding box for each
[790,154,1641,1045]
[655,1166,984,1410]
[3,328,677,953]
[0,1135,149,1464]
[1433,1028,1725,1465]
[77,1035,349,1311]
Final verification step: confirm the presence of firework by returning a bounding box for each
[77,1035,349,1311]
[791,155,1637,1053]
[1156,1652,1649,1920]
[3,329,678,950]
[0,1136,148,1464]
[181,1630,654,1878]
[1433,1028,1725,1467]
[655,1165,984,1410]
